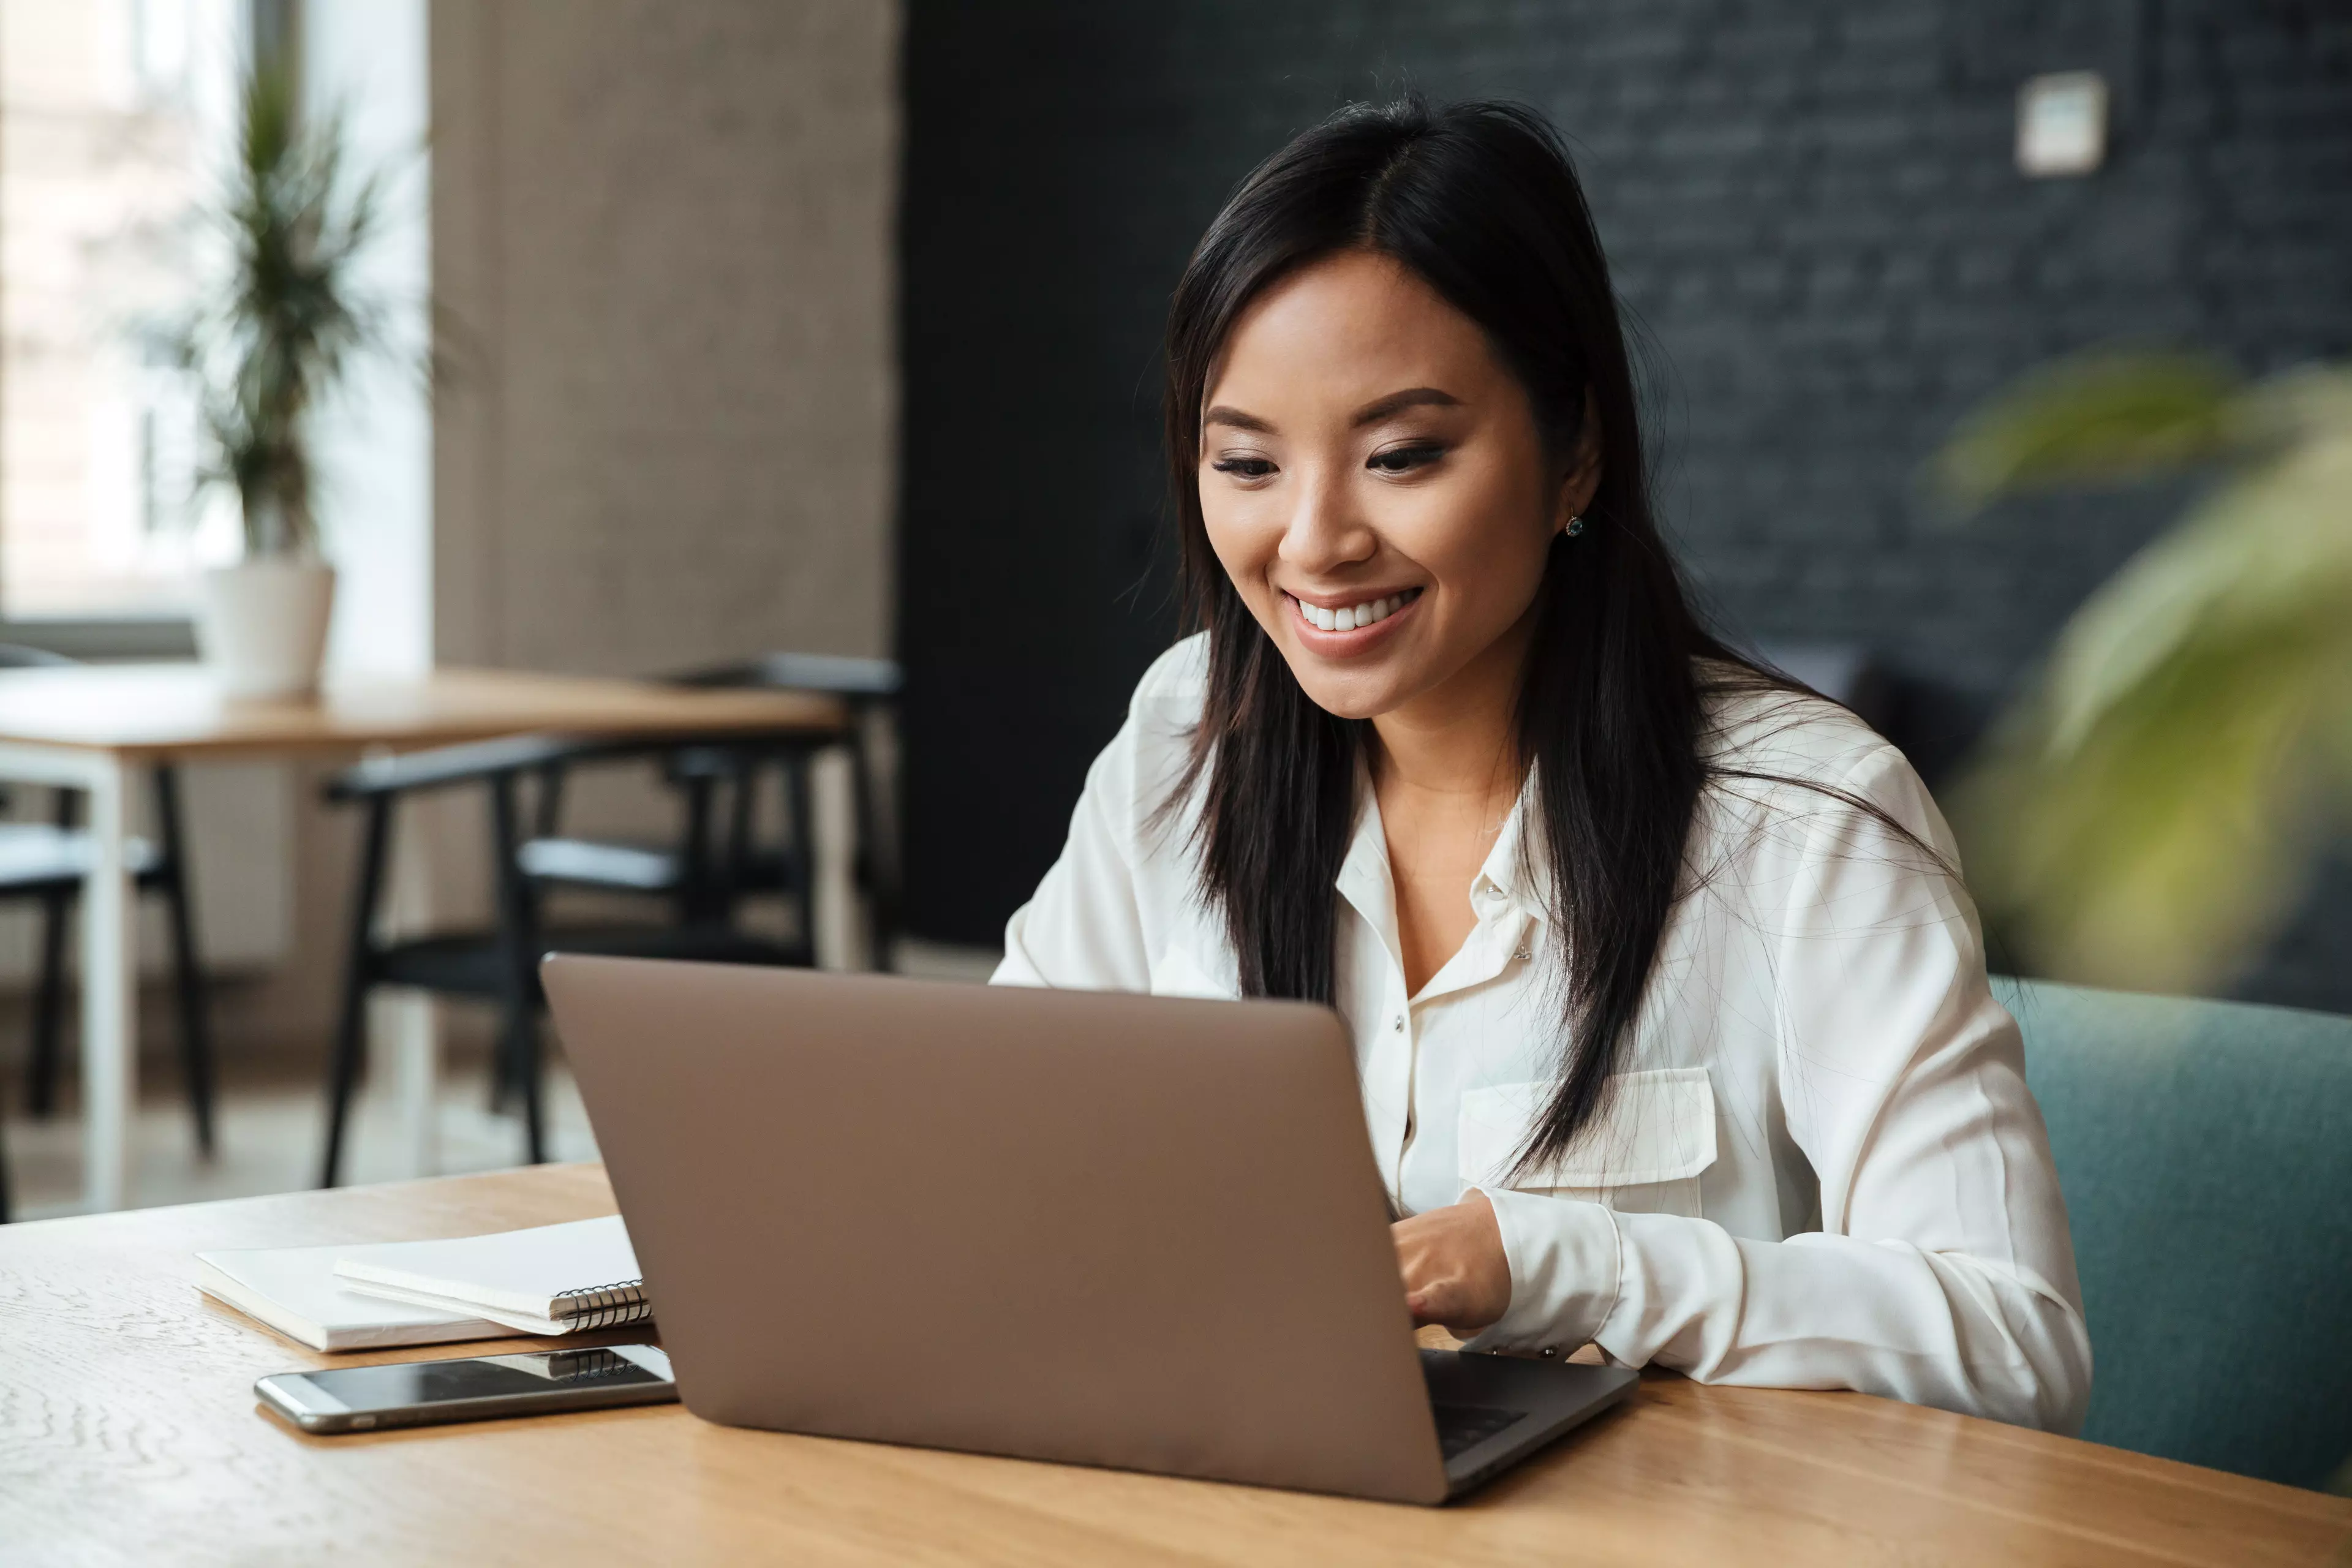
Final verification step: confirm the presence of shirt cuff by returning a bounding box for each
[1461,1187,1623,1355]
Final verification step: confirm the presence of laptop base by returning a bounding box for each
[1424,1349,1640,1498]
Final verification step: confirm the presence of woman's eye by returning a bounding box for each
[1366,442,1445,473]
[1210,456,1278,480]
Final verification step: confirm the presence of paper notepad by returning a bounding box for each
[333,1216,649,1336]
[197,1240,509,1352]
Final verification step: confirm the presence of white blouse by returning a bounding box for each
[994,636,2091,1433]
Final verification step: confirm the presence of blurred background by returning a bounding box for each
[897,0,2352,1012]
[0,0,2346,1201]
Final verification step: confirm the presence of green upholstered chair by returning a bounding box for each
[1997,978,2352,1490]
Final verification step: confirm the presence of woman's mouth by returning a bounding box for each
[1286,586,1423,639]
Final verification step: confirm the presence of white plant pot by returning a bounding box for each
[195,559,337,700]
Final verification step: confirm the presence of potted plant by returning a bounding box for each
[1936,350,2352,994]
[172,58,396,699]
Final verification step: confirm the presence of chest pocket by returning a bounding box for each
[1457,1067,1717,1218]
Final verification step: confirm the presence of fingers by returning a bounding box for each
[1394,1196,1512,1333]
[1393,1207,1465,1324]
[1404,1275,1461,1327]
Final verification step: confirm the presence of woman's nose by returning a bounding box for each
[1276,463,1377,573]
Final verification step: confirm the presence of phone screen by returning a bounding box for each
[296,1347,669,1412]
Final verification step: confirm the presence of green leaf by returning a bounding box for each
[1935,350,2247,513]
[1955,425,2352,991]
[2035,435,2352,753]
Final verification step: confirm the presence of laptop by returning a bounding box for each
[542,956,1638,1504]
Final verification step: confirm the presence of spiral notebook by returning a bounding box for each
[330,1216,651,1337]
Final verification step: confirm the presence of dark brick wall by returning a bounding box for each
[897,0,2352,1008]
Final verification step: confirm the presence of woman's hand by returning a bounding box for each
[1392,1188,1512,1334]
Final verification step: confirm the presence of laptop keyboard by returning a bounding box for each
[1433,1401,1529,1460]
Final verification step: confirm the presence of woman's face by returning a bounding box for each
[1197,249,1596,723]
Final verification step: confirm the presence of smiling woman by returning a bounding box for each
[993,99,2092,1434]
[1199,261,1574,729]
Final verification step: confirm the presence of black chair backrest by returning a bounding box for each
[657,652,903,956]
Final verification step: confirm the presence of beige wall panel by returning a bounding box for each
[434,0,899,674]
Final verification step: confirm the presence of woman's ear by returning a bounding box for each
[1556,388,1604,533]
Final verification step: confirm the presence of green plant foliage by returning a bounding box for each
[165,58,396,558]
[1942,352,2352,993]
[1936,352,2248,513]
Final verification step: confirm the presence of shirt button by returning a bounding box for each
[1539,1346,1558,1359]
[1513,946,1531,962]
[1392,1014,1405,1032]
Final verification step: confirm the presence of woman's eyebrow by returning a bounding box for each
[1202,404,1276,434]
[1352,386,1461,425]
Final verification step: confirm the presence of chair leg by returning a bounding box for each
[489,766,562,1116]
[26,787,80,1116]
[502,1008,546,1166]
[488,774,548,1164]
[677,770,719,926]
[720,757,757,925]
[784,750,817,967]
[848,714,898,971]
[153,766,217,1156]
[320,797,394,1188]
[26,889,69,1117]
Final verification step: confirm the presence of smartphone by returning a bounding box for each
[255,1344,677,1434]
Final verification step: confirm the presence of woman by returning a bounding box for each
[995,99,2090,1432]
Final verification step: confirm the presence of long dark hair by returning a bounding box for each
[1163,97,1791,1173]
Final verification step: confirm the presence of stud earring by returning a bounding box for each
[1565,514,1586,538]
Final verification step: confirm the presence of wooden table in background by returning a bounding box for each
[1,1165,2343,1566]
[0,665,848,1212]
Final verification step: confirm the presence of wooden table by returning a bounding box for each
[0,665,847,1212]
[2,1166,2343,1566]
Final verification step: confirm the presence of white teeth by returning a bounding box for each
[1298,589,1417,632]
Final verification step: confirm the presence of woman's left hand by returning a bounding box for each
[1392,1188,1512,1334]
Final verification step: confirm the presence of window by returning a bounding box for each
[0,0,241,623]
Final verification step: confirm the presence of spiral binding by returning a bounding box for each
[551,1278,654,1331]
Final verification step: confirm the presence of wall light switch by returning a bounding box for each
[2017,71,2109,177]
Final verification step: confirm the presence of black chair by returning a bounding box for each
[315,729,849,1186]
[518,654,903,967]
[0,647,216,1199]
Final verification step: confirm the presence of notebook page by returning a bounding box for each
[331,1216,640,1319]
